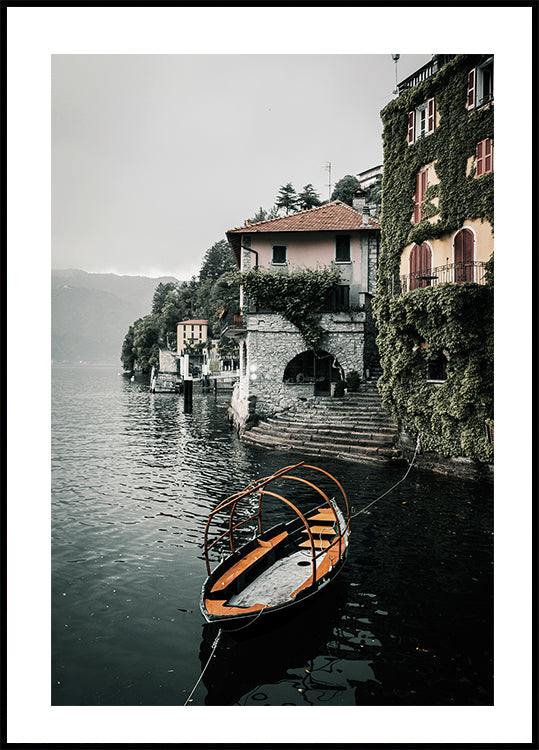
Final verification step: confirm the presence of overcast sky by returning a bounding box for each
[51,53,430,281]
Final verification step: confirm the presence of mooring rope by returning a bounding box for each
[183,628,223,706]
[183,605,269,705]
[349,434,421,520]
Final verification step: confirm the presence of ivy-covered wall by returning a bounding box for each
[374,55,494,464]
[377,54,493,281]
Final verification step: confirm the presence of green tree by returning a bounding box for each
[120,324,136,371]
[199,239,236,283]
[275,183,299,215]
[331,175,361,206]
[151,281,179,315]
[298,184,322,209]
[132,315,160,372]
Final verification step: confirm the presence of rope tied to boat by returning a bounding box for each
[349,434,421,520]
[183,605,268,705]
[183,628,222,706]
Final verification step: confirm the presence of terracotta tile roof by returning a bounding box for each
[227,200,378,235]
[177,320,208,325]
[226,200,379,265]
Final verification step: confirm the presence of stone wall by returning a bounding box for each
[159,347,179,373]
[229,312,369,424]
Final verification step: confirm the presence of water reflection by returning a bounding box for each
[52,366,493,707]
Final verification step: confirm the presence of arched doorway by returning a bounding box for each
[454,228,474,283]
[283,350,344,396]
[409,242,433,290]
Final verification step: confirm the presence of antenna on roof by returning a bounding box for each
[322,161,332,200]
[392,54,400,95]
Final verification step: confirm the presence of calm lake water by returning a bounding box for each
[51,365,493,706]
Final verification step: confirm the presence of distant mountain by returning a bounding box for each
[51,269,179,364]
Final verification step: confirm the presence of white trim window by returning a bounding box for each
[467,58,493,109]
[408,98,435,144]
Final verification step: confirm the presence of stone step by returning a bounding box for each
[249,425,396,449]
[270,417,397,433]
[262,421,397,442]
[242,431,403,465]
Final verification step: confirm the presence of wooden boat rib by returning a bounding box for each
[200,462,350,628]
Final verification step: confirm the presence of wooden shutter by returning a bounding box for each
[476,140,484,177]
[408,111,415,144]
[484,138,492,173]
[476,139,493,178]
[409,243,432,289]
[413,169,428,225]
[427,98,435,134]
[454,228,474,282]
[467,69,476,108]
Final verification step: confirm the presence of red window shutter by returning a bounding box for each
[454,228,474,282]
[484,138,492,173]
[413,169,428,224]
[421,169,428,202]
[408,111,415,144]
[476,140,484,177]
[427,98,435,134]
[467,69,476,108]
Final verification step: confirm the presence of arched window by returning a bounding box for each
[409,243,432,290]
[454,228,474,283]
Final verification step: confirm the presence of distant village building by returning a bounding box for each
[224,200,381,429]
[176,319,208,354]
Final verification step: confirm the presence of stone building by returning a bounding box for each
[224,200,381,430]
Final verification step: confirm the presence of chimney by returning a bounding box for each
[352,187,367,215]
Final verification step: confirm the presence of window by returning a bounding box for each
[409,243,432,290]
[426,353,447,382]
[475,138,493,177]
[467,58,493,109]
[408,98,435,144]
[454,228,474,283]
[413,169,428,224]
[328,285,350,310]
[272,245,287,264]
[335,235,351,262]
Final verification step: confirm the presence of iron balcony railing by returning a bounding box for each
[385,260,487,296]
[397,54,456,94]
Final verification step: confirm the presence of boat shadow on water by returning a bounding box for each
[199,574,350,706]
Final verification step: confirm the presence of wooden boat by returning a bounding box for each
[200,462,350,629]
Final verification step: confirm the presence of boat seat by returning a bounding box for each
[307,508,338,523]
[299,538,333,549]
[210,531,287,593]
[301,525,336,535]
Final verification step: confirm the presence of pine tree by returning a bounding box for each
[298,184,322,209]
[275,183,299,215]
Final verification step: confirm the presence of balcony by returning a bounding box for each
[386,260,487,296]
[397,54,455,94]
[222,312,246,340]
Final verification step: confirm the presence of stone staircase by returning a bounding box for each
[242,382,404,465]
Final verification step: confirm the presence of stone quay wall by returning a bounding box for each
[229,312,369,430]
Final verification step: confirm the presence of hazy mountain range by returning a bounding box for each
[52,269,179,364]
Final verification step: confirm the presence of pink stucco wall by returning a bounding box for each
[247,231,363,285]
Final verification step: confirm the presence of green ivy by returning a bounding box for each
[375,55,494,463]
[379,54,494,281]
[373,284,493,462]
[238,266,341,351]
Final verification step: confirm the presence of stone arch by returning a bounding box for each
[283,350,344,395]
